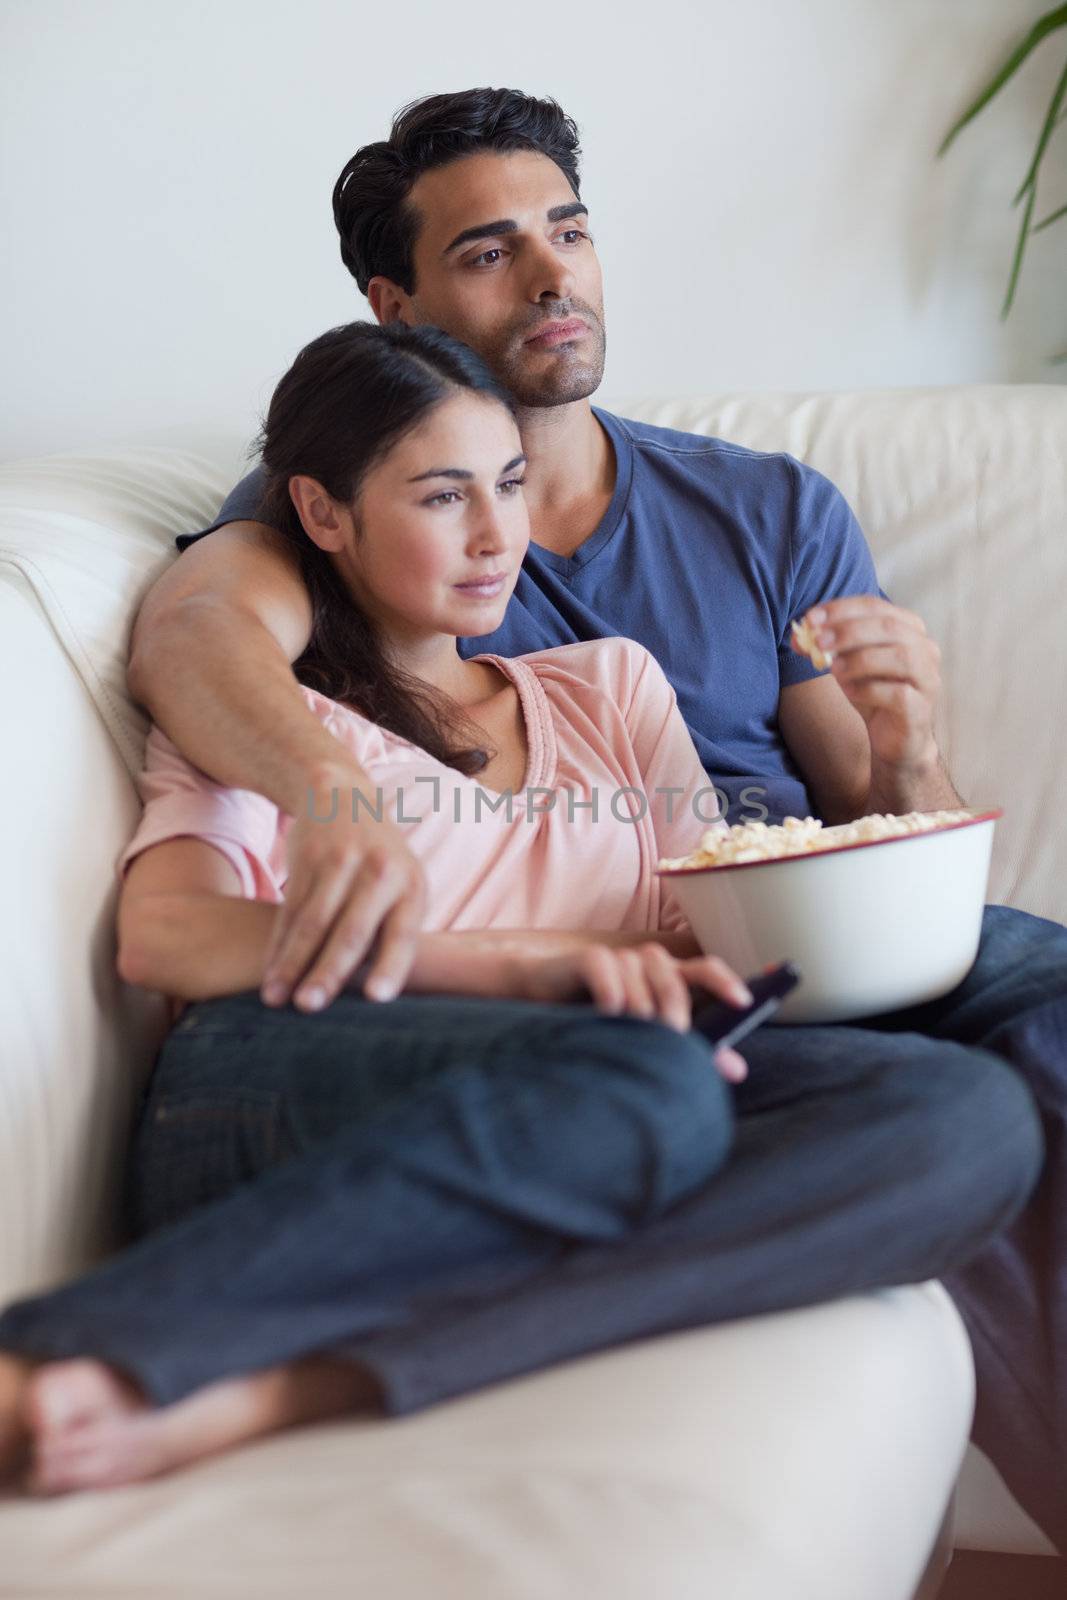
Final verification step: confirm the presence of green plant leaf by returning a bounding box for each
[1012,55,1067,203]
[1034,200,1067,230]
[1002,181,1038,318]
[938,4,1067,157]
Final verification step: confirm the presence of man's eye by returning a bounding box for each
[497,476,527,495]
[469,248,505,268]
[557,230,588,245]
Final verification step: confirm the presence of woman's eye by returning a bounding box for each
[425,490,462,506]
[497,477,527,495]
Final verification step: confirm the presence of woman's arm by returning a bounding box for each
[117,839,702,1007]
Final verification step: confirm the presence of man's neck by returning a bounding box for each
[516,398,616,559]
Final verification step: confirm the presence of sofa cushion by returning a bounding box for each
[0,1285,971,1600]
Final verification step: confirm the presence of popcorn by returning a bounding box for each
[658,810,977,871]
[791,614,834,671]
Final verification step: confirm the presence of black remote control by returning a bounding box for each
[692,961,802,1051]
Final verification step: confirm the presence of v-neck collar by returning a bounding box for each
[467,652,557,794]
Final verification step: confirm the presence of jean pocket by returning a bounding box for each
[125,1086,298,1239]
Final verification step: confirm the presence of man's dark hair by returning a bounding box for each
[332,88,582,296]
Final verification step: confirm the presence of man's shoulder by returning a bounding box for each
[597,406,852,537]
[175,462,269,551]
[598,404,789,467]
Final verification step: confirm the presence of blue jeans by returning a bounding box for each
[0,921,1040,1447]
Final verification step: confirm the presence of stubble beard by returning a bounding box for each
[456,299,608,410]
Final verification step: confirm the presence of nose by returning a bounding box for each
[524,233,578,306]
[466,493,512,556]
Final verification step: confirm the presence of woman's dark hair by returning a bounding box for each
[332,88,582,295]
[253,320,519,777]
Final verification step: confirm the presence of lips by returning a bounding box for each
[454,574,506,594]
[525,317,588,346]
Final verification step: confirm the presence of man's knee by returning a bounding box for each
[905,1048,1043,1233]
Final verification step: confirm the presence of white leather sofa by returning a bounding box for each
[1,385,1063,1595]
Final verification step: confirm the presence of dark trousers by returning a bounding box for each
[0,913,1042,1482]
[858,904,1067,1554]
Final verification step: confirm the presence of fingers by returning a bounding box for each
[260,855,359,1007]
[804,597,927,637]
[714,1047,748,1083]
[582,945,691,1032]
[832,678,931,721]
[635,944,692,1033]
[611,947,660,1022]
[262,852,415,1012]
[577,946,627,1014]
[289,855,413,1011]
[830,642,940,699]
[360,881,427,1002]
[679,955,754,1008]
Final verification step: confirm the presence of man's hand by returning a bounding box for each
[796,597,943,772]
[260,763,427,1012]
[792,596,964,815]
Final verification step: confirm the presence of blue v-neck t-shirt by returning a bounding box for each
[175,406,886,823]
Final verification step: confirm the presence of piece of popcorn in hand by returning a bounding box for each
[791,614,834,671]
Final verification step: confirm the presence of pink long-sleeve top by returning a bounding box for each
[116,637,723,964]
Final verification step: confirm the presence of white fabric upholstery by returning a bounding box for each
[0,1290,968,1600]
[1,384,1062,1585]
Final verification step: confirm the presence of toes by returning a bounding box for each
[28,1434,128,1495]
[28,1407,170,1496]
[26,1359,144,1439]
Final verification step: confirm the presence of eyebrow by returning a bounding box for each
[407,454,527,483]
[442,203,589,256]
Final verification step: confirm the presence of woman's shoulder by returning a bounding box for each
[510,637,668,709]
[511,635,660,685]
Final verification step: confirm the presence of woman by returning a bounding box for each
[0,321,755,1494]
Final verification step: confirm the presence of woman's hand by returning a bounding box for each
[517,942,753,1082]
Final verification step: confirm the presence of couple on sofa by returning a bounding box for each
[0,88,1064,1550]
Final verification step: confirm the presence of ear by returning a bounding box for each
[367,275,414,326]
[287,475,350,552]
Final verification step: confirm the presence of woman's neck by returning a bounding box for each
[384,632,502,710]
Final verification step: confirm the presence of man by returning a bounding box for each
[127,90,1066,1544]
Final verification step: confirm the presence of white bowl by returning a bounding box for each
[657,809,1001,1024]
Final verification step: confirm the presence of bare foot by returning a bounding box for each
[0,1353,36,1484]
[19,1352,382,1494]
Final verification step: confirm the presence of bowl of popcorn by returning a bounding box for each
[657,808,1001,1024]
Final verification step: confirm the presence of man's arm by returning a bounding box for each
[126,519,427,1007]
[777,464,963,823]
[779,599,964,823]
[130,521,320,810]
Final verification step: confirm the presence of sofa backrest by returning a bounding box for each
[0,447,243,1296]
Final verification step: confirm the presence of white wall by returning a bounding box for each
[2,0,1064,460]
